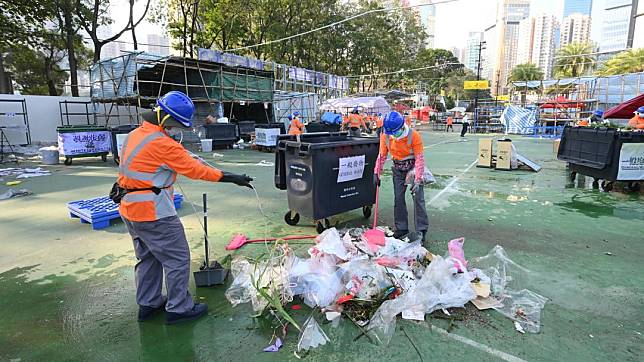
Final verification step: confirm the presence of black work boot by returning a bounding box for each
[393,230,408,239]
[165,303,208,325]
[138,299,167,322]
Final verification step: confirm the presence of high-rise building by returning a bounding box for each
[627,0,642,48]
[482,24,497,81]
[410,0,436,48]
[560,13,592,46]
[490,0,531,95]
[147,34,170,56]
[563,0,593,17]
[517,17,535,64]
[531,14,560,78]
[465,32,483,71]
[516,15,559,78]
[97,25,128,60]
[600,0,635,52]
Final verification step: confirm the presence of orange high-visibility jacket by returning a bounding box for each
[288,118,305,135]
[344,114,367,129]
[118,121,223,222]
[628,115,644,129]
[378,130,424,161]
[376,117,384,128]
[447,116,453,125]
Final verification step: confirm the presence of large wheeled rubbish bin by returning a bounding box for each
[57,125,111,165]
[277,133,379,233]
[557,125,644,192]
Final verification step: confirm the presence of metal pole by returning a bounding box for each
[475,41,483,124]
[202,193,209,268]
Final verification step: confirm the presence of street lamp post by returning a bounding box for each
[474,41,486,127]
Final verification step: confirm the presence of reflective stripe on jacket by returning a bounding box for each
[379,130,424,161]
[118,121,223,222]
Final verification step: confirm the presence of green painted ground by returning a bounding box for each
[1,129,642,361]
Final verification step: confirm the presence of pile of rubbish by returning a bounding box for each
[224,228,547,353]
[0,167,51,179]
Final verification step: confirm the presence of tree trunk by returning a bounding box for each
[0,52,9,94]
[63,4,79,96]
[130,0,138,50]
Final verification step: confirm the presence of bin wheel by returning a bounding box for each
[570,171,577,182]
[601,181,614,192]
[101,154,108,162]
[592,179,599,189]
[316,219,331,234]
[362,206,372,219]
[64,157,72,166]
[284,211,300,226]
[626,182,640,193]
[114,156,120,165]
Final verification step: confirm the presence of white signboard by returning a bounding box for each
[255,127,281,146]
[116,134,128,157]
[617,143,644,180]
[337,155,365,183]
[57,131,111,156]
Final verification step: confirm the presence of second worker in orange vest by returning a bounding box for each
[342,108,367,136]
[116,91,253,325]
[288,112,305,135]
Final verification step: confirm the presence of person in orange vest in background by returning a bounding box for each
[628,106,644,130]
[288,112,305,135]
[446,115,454,132]
[115,91,253,325]
[404,112,412,127]
[374,111,429,241]
[375,112,384,136]
[342,107,367,136]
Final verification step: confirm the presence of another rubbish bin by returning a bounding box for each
[557,125,644,191]
[57,125,111,165]
[236,121,255,141]
[278,133,379,232]
[306,122,341,133]
[205,123,238,148]
[110,124,139,164]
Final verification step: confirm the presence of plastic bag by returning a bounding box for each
[338,259,391,300]
[289,256,344,308]
[405,166,436,185]
[470,245,547,333]
[297,315,330,352]
[225,258,254,306]
[316,228,350,260]
[447,237,467,272]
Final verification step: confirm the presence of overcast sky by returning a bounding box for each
[110,0,604,53]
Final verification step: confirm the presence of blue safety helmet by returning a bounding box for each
[156,91,195,127]
[593,109,604,118]
[287,114,294,121]
[352,107,359,114]
[383,111,405,135]
[637,106,644,114]
[293,111,300,117]
[378,113,382,117]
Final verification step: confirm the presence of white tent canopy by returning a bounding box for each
[448,106,467,113]
[319,96,391,114]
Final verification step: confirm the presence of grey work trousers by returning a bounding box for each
[123,215,194,314]
[392,167,429,233]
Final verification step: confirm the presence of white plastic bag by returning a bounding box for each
[405,166,436,185]
[297,315,330,352]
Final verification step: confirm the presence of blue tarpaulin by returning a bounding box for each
[320,112,343,124]
[501,105,538,134]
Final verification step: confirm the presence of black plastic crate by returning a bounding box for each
[281,134,379,220]
[558,126,644,181]
[205,124,238,147]
[237,121,255,135]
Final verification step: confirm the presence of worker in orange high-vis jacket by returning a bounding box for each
[342,107,367,136]
[628,106,644,130]
[288,112,305,135]
[374,111,429,241]
[116,91,253,325]
[374,112,384,136]
[446,115,454,132]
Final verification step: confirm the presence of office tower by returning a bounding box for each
[600,0,635,52]
[465,32,484,71]
[560,13,592,46]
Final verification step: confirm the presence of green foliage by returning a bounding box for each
[7,37,69,95]
[553,42,595,78]
[0,0,52,49]
[596,48,644,76]
[509,63,544,83]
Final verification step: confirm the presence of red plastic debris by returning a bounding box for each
[290,305,302,310]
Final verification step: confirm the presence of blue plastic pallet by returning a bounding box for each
[67,193,183,230]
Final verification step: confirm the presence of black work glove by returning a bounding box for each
[220,172,253,188]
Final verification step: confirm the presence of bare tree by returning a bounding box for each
[77,0,151,62]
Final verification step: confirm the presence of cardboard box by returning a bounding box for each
[496,140,513,170]
[477,138,493,167]
[553,139,561,155]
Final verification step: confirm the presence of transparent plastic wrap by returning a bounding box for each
[404,166,436,185]
[224,258,254,306]
[297,315,330,352]
[470,245,547,333]
[338,259,391,300]
[289,256,344,308]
